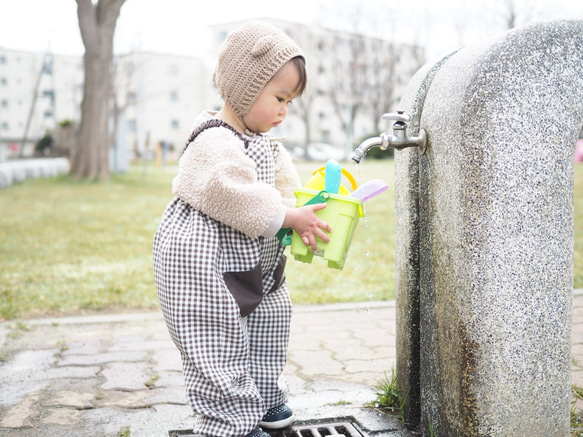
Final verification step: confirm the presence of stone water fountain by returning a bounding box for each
[353,20,583,437]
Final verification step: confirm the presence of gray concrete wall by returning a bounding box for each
[395,20,583,436]
[0,158,70,188]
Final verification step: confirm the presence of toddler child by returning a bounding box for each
[153,20,331,437]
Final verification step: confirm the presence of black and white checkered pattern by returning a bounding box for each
[153,125,291,437]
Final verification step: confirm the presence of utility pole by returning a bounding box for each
[19,53,52,158]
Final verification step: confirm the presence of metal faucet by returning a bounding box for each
[351,111,427,164]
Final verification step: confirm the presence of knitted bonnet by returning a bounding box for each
[213,21,305,117]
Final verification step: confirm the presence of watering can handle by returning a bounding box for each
[312,166,358,191]
[276,190,330,246]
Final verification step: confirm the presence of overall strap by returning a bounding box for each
[182,119,249,154]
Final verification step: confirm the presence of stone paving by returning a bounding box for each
[0,301,408,437]
[2,292,582,437]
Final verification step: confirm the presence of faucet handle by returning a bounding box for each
[382,111,411,123]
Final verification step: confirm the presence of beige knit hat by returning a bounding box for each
[212,21,305,117]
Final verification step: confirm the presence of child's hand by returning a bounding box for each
[283,204,332,251]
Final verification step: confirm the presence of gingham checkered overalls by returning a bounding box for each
[153,120,291,437]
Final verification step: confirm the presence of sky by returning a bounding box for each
[1,0,583,64]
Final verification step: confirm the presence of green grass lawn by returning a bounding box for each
[0,165,172,320]
[576,161,583,291]
[1,160,582,321]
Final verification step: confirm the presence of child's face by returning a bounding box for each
[243,61,300,134]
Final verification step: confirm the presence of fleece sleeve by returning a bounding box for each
[172,127,286,238]
[272,140,302,207]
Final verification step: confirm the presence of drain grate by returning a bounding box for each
[169,419,366,437]
[268,420,366,437]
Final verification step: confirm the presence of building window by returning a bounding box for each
[43,59,53,75]
[127,119,137,133]
[1,121,8,130]
[171,120,180,130]
[169,64,178,75]
[0,56,6,64]
[1,99,7,108]
[0,77,6,86]
[170,91,178,101]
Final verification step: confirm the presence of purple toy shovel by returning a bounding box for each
[349,179,388,202]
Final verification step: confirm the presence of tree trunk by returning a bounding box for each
[72,0,125,180]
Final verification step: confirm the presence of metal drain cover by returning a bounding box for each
[169,419,366,437]
[268,420,366,436]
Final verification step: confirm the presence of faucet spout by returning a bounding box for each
[350,111,427,164]
[351,135,386,164]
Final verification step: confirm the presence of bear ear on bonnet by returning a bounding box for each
[252,35,277,58]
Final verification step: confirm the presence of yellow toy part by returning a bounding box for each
[290,188,363,270]
[304,166,358,195]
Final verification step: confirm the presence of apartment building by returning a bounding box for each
[113,52,211,161]
[0,49,83,158]
[0,18,424,163]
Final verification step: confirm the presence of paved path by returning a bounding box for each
[0,301,408,437]
[2,292,583,437]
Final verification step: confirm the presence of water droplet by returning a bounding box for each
[366,238,372,244]
[368,291,373,299]
[366,307,370,313]
[372,358,377,365]
[366,251,370,257]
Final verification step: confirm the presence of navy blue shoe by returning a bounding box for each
[259,404,295,429]
[246,427,270,437]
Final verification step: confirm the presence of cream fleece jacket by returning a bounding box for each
[172,112,301,239]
